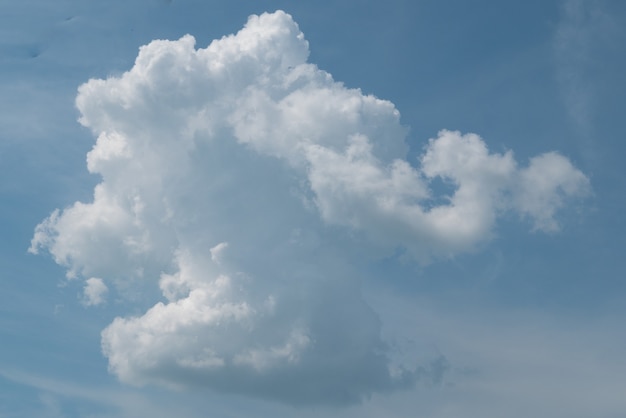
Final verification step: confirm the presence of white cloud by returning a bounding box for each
[305,129,589,259]
[209,242,228,265]
[30,10,590,405]
[514,152,590,231]
[82,277,108,306]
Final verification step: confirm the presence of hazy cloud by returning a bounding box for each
[554,0,619,134]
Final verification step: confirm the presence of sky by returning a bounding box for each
[1,1,626,417]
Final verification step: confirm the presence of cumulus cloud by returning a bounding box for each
[82,278,108,306]
[30,10,590,405]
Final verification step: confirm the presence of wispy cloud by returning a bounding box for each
[554,0,617,135]
[0,368,225,418]
[81,277,108,306]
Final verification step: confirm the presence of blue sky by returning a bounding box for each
[1,1,626,417]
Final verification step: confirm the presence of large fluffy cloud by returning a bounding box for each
[30,11,590,405]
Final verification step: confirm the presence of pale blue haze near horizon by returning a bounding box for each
[1,1,626,417]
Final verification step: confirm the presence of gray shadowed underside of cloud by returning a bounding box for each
[29,10,590,406]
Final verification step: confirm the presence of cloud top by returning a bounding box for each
[30,10,590,405]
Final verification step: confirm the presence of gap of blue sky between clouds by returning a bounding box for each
[28,10,590,406]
